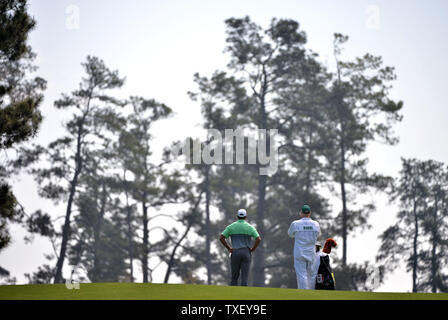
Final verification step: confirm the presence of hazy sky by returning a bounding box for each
[1,0,447,292]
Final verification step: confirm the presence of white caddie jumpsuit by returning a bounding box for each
[288,217,321,289]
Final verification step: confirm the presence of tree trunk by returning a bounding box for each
[204,165,212,285]
[92,187,100,279]
[339,128,348,266]
[253,174,267,286]
[431,197,438,293]
[253,66,268,287]
[142,199,149,283]
[92,182,106,281]
[340,137,348,266]
[304,126,313,203]
[54,117,85,284]
[412,192,418,293]
[334,53,348,267]
[164,191,203,283]
[54,175,79,283]
[164,223,192,284]
[124,171,134,282]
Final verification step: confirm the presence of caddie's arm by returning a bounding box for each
[219,234,233,253]
[315,223,321,244]
[287,222,296,238]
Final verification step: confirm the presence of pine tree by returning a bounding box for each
[186,71,251,284]
[328,33,403,266]
[418,160,448,292]
[27,56,125,283]
[223,16,309,286]
[0,0,46,283]
[115,96,183,283]
[377,158,430,292]
[379,159,448,293]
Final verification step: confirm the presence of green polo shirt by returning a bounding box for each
[221,220,259,249]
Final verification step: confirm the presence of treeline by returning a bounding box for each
[1,2,447,292]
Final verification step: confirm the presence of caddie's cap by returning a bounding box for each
[301,204,311,213]
[237,209,247,218]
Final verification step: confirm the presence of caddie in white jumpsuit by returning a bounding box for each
[288,204,321,289]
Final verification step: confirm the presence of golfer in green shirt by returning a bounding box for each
[219,209,261,286]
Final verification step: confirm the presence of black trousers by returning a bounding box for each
[230,247,251,286]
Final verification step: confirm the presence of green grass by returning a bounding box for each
[1,283,447,300]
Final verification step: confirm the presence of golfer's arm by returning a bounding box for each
[250,236,261,252]
[219,234,232,251]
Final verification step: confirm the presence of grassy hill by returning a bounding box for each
[1,283,448,300]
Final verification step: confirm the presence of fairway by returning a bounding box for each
[1,283,447,300]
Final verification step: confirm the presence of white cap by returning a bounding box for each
[237,209,247,218]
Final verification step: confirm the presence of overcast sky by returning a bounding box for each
[1,0,447,292]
